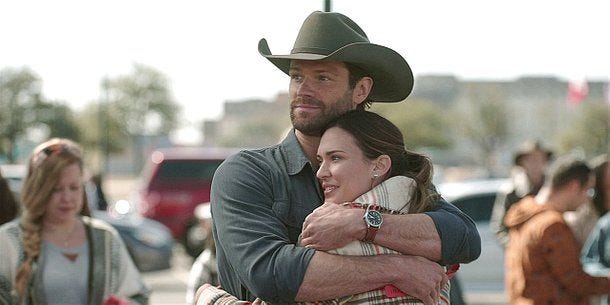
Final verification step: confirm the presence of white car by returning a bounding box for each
[439,179,511,304]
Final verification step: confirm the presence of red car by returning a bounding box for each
[135,147,239,257]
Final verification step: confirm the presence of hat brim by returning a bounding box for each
[258,38,413,103]
[514,150,554,165]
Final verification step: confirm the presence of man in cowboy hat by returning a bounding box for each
[211,11,480,304]
[490,140,554,246]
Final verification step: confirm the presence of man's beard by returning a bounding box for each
[290,91,354,136]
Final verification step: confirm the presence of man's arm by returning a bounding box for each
[296,251,447,305]
[302,197,481,265]
[424,197,481,264]
[211,152,315,303]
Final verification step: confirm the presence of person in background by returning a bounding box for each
[504,157,610,305]
[580,154,610,305]
[0,138,149,305]
[186,204,218,305]
[490,140,553,246]
[211,10,480,304]
[565,154,610,248]
[86,173,109,211]
[0,170,19,225]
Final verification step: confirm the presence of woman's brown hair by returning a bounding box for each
[324,110,439,213]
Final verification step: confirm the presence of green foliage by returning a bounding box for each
[0,67,43,162]
[77,103,124,154]
[557,101,610,158]
[34,100,81,141]
[371,99,452,150]
[99,63,181,172]
[455,84,511,158]
[103,64,180,136]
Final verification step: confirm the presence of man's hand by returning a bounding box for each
[301,202,363,250]
[386,255,448,305]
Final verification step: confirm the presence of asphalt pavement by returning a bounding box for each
[143,245,191,305]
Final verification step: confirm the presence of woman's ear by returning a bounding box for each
[373,155,392,178]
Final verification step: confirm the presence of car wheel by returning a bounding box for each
[183,219,207,258]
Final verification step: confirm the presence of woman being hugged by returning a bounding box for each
[0,138,149,305]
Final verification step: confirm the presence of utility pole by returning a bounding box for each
[324,0,332,12]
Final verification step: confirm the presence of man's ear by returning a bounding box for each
[353,77,373,106]
[373,155,392,178]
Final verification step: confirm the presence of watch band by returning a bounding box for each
[363,226,378,242]
[362,204,381,243]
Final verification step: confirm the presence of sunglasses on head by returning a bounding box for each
[32,143,69,168]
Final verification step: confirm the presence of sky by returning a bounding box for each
[1,0,609,142]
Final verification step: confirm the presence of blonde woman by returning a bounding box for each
[0,138,149,305]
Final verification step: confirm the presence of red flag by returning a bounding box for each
[567,80,588,105]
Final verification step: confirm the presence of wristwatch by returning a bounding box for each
[362,204,383,242]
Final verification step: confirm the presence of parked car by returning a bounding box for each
[0,164,26,201]
[133,147,240,257]
[0,164,173,272]
[92,201,173,272]
[438,178,511,303]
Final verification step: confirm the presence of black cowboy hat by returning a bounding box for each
[258,11,413,103]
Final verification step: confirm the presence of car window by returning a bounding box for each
[450,193,497,222]
[155,160,224,182]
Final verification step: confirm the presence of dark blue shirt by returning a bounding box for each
[211,129,481,303]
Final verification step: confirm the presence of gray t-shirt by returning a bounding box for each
[42,241,89,305]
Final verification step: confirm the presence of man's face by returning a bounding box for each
[569,175,595,211]
[519,150,549,184]
[288,60,357,136]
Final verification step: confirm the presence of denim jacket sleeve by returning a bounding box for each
[425,197,482,265]
[211,151,316,304]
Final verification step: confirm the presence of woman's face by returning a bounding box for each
[316,127,377,203]
[44,163,84,224]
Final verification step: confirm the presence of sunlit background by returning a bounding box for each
[1,0,608,159]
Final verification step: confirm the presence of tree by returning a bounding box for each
[557,100,610,158]
[0,67,43,162]
[371,99,452,150]
[35,100,81,141]
[76,102,125,171]
[454,83,511,175]
[101,64,180,171]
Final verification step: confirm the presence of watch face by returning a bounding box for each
[366,210,383,227]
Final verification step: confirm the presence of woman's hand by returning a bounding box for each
[301,202,364,250]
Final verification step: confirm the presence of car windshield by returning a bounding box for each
[156,160,223,182]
